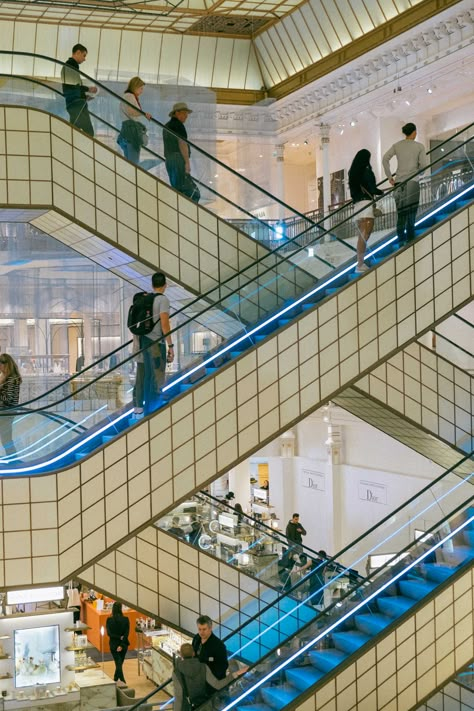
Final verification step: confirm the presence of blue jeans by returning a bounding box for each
[122,141,140,165]
[140,337,166,415]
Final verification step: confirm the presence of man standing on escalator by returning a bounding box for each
[61,44,97,137]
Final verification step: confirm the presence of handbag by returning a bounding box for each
[361,186,383,217]
[66,581,81,608]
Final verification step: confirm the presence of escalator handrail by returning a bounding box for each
[432,330,474,359]
[1,74,308,248]
[0,129,474,417]
[454,313,474,329]
[0,114,472,413]
[190,452,473,651]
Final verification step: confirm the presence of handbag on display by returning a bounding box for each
[66,582,81,609]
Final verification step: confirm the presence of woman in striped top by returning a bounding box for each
[0,354,21,458]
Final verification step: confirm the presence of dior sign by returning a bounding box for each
[302,469,325,492]
[359,480,387,505]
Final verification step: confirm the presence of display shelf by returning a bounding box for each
[64,643,94,651]
[0,673,12,679]
[64,625,91,632]
[65,663,99,672]
[0,655,11,660]
[0,636,10,640]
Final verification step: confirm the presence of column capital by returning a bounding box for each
[318,123,331,144]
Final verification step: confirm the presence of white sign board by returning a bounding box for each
[301,469,326,492]
[7,587,64,605]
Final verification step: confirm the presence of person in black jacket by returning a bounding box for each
[163,102,199,202]
[0,354,21,458]
[348,149,384,273]
[286,513,307,554]
[61,44,97,136]
[106,602,130,685]
[192,615,228,690]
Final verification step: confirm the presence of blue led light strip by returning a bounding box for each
[163,183,474,393]
[221,513,474,710]
[228,472,472,659]
[0,184,472,476]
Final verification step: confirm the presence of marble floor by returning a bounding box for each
[102,658,170,703]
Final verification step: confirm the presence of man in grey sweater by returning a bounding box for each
[382,122,427,243]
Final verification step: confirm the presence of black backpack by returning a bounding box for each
[127,292,157,336]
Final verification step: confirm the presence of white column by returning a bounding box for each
[274,143,285,220]
[318,124,331,215]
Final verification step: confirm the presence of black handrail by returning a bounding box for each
[454,313,474,328]
[2,125,471,417]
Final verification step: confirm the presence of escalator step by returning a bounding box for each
[261,684,300,710]
[423,564,453,583]
[308,648,347,672]
[236,705,272,711]
[286,666,324,690]
[377,595,416,618]
[355,613,392,636]
[332,630,371,654]
[465,530,474,547]
[399,579,437,600]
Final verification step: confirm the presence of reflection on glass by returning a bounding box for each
[14,626,60,688]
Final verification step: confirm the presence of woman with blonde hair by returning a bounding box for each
[118,76,153,165]
[0,353,22,458]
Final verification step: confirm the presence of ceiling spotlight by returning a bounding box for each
[350,120,357,127]
[427,87,433,94]
[303,140,309,145]
[405,99,411,106]
[339,128,344,135]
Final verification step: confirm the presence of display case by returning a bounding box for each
[141,627,192,694]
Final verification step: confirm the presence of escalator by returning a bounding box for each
[0,124,473,586]
[0,52,329,305]
[87,453,474,711]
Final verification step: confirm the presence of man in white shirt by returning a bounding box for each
[382,122,427,243]
[140,272,174,414]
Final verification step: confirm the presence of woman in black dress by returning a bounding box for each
[106,602,130,685]
[348,149,384,273]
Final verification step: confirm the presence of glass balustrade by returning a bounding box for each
[0,125,473,472]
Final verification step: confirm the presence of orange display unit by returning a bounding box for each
[82,601,139,652]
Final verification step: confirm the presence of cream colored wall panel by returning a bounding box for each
[334,0,364,39]
[313,0,342,50]
[97,29,122,80]
[118,30,142,81]
[228,41,250,89]
[78,27,101,76]
[270,24,302,74]
[12,23,36,75]
[286,15,319,66]
[160,34,183,84]
[33,25,59,77]
[244,44,265,90]
[260,32,288,82]
[300,5,331,56]
[178,35,200,85]
[56,27,80,78]
[347,0,375,32]
[195,36,217,88]
[139,32,162,84]
[212,39,234,89]
[253,38,282,87]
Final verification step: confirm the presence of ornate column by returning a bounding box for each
[318,124,331,215]
[274,143,285,220]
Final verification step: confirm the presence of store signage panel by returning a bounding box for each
[358,480,387,505]
[301,469,325,492]
[7,586,64,605]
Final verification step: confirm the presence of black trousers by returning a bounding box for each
[66,100,94,137]
[111,646,127,682]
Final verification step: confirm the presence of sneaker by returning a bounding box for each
[355,264,369,273]
[133,407,144,415]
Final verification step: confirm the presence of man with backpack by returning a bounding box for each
[128,272,174,415]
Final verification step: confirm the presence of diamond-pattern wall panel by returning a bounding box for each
[0,105,272,300]
[335,343,474,471]
[0,202,471,588]
[78,527,273,636]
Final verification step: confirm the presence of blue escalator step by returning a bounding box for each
[102,435,115,443]
[355,613,392,636]
[399,579,437,600]
[286,666,324,691]
[301,301,318,310]
[450,545,474,565]
[254,335,267,342]
[423,563,453,583]
[465,531,474,547]
[332,630,371,654]
[308,648,348,672]
[75,452,88,460]
[278,319,291,328]
[179,384,194,393]
[236,705,272,711]
[377,596,416,618]
[261,684,300,710]
[323,288,338,296]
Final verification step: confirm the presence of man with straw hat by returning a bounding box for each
[163,102,200,202]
